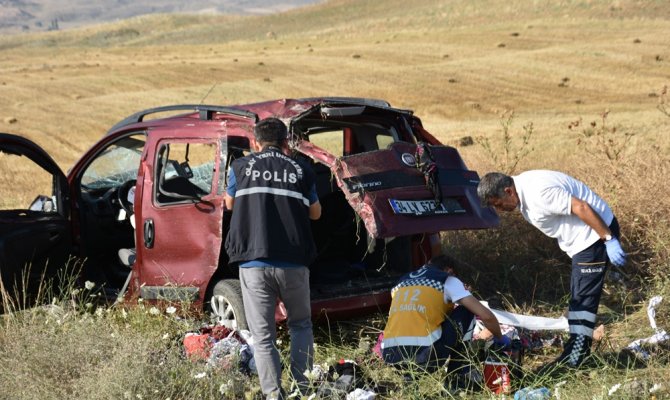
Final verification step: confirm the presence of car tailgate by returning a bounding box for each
[333,142,498,238]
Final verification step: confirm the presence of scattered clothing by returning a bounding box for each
[183,332,213,361]
[626,296,669,360]
[346,388,376,400]
[314,359,380,399]
[182,325,256,373]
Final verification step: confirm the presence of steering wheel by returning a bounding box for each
[117,179,137,214]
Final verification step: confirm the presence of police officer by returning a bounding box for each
[477,170,626,369]
[382,255,510,374]
[224,118,321,400]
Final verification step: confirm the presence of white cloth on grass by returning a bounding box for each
[480,301,569,331]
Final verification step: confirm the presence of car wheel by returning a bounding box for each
[210,279,247,330]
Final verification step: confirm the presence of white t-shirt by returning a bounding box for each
[443,276,471,304]
[513,170,613,257]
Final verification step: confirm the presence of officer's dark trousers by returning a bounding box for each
[558,217,620,367]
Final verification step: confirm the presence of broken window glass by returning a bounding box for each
[155,141,217,204]
[81,134,145,190]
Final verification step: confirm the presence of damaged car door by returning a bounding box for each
[129,127,226,303]
[336,141,498,237]
[290,102,499,239]
[0,133,71,309]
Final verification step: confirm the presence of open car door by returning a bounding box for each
[327,141,498,238]
[288,100,498,239]
[0,133,71,309]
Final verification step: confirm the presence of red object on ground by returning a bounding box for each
[202,325,235,341]
[183,333,213,360]
[483,358,511,394]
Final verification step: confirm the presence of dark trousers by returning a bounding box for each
[239,267,313,397]
[382,306,475,373]
[558,217,620,366]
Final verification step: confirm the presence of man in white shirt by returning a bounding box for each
[477,170,626,369]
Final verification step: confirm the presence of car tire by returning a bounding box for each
[210,279,248,330]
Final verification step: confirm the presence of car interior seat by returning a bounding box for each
[157,176,207,203]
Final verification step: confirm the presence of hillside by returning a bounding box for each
[0,0,667,168]
[0,0,322,34]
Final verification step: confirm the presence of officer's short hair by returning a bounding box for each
[254,117,287,145]
[426,254,459,273]
[477,172,513,207]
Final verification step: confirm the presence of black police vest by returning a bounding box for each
[224,147,317,266]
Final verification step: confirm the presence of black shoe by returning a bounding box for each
[445,368,484,394]
[533,360,573,379]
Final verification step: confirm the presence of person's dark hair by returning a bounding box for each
[425,254,459,273]
[254,117,287,146]
[477,172,513,207]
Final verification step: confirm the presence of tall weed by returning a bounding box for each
[570,111,670,282]
[457,111,569,310]
[569,110,636,174]
[0,257,84,315]
[475,110,535,175]
[0,298,245,399]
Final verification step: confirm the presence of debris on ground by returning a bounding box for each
[183,325,256,374]
[346,388,376,400]
[626,296,669,361]
[309,358,383,399]
[621,379,646,399]
[514,386,551,400]
[608,379,668,399]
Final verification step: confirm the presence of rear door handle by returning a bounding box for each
[143,219,154,249]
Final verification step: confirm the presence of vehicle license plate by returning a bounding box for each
[388,198,465,216]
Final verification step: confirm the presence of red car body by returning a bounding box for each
[0,98,498,326]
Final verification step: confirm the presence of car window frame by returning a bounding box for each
[153,138,221,207]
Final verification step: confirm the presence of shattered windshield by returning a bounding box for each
[81,134,145,190]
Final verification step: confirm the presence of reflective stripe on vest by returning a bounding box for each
[235,186,310,206]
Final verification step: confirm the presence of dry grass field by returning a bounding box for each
[1,0,670,398]
[1,0,668,165]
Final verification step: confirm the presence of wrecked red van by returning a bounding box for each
[0,97,498,326]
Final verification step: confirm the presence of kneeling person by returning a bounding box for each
[382,255,509,373]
